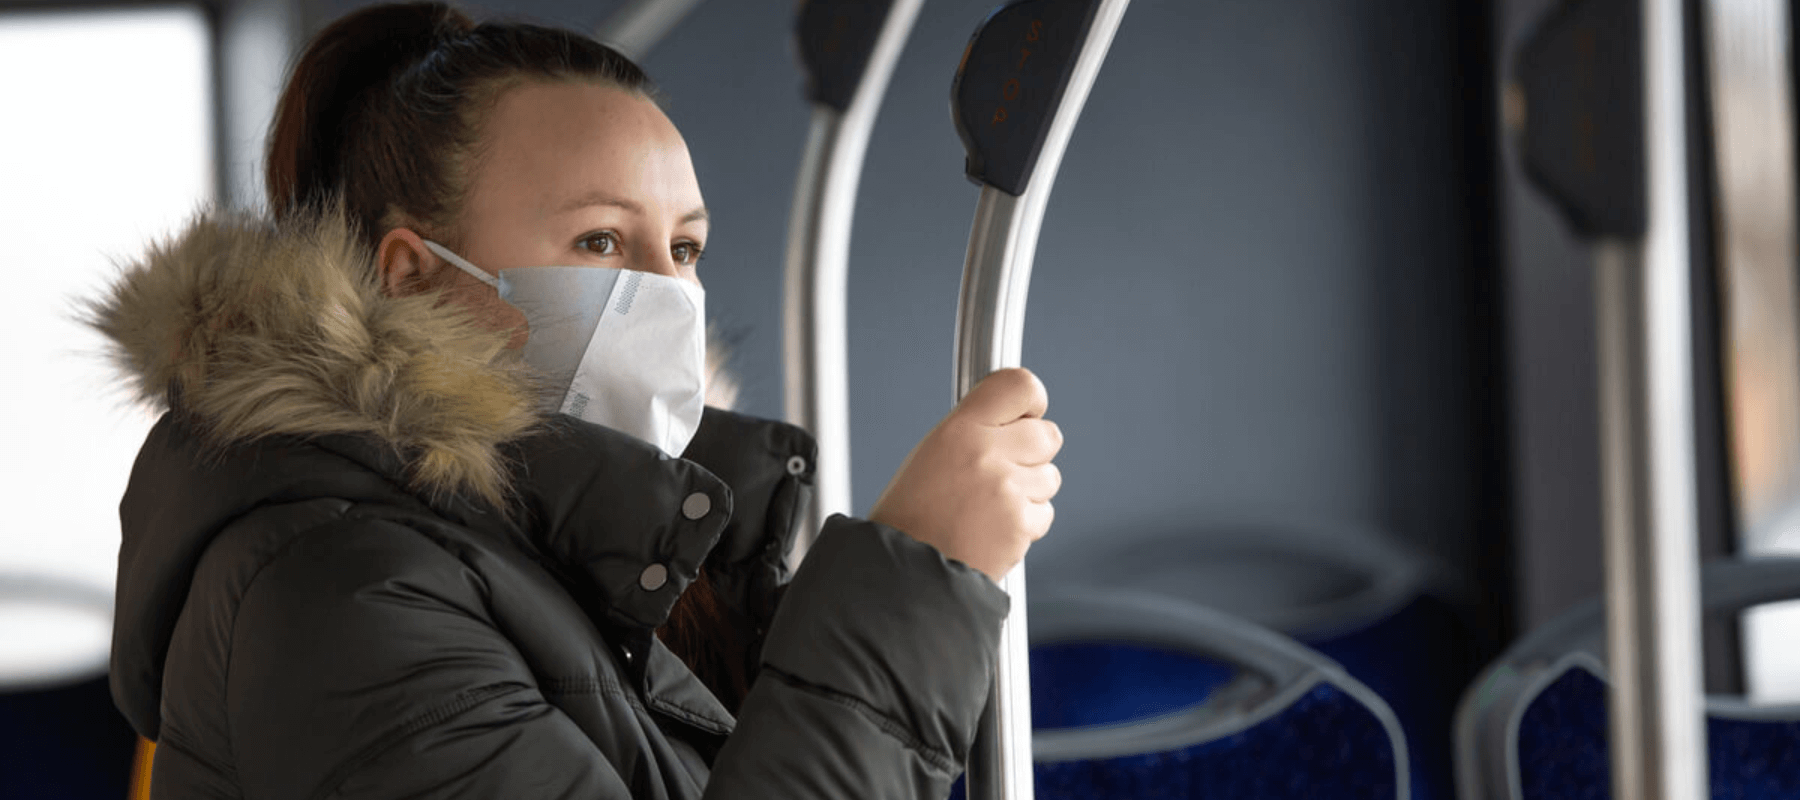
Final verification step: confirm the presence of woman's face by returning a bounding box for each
[389,80,709,347]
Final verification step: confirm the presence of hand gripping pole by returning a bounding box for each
[783,0,925,565]
[949,2,1130,799]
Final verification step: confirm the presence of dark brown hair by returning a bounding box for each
[266,1,650,246]
[268,2,747,706]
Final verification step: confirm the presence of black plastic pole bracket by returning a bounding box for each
[1515,0,1647,238]
[796,0,900,111]
[951,0,1105,196]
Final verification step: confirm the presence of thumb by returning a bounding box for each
[955,368,1048,426]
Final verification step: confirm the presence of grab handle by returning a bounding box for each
[949,2,1131,798]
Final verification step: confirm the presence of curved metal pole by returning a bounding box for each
[783,0,925,565]
[955,186,1045,800]
[951,3,1131,798]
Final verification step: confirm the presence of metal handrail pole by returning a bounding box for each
[951,2,1131,798]
[1598,0,1707,795]
[1511,0,1708,792]
[783,0,926,565]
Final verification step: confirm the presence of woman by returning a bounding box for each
[87,3,1063,798]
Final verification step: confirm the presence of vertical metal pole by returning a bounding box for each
[784,108,855,561]
[1700,0,1800,702]
[1702,0,1800,549]
[950,3,1131,798]
[956,187,1041,800]
[1514,0,1708,791]
[1595,0,1708,794]
[783,0,925,565]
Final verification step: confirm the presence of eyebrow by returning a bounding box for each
[556,192,709,225]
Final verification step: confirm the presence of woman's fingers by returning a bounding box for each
[996,417,1063,465]
[869,367,1062,583]
[1014,462,1062,504]
[955,368,1048,426]
[1022,499,1055,541]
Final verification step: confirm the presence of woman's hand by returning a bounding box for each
[870,368,1064,582]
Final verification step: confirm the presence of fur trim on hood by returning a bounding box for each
[84,208,739,506]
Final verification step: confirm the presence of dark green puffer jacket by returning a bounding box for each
[92,211,1007,799]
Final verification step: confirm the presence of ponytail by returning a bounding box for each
[264,2,649,245]
[266,3,468,222]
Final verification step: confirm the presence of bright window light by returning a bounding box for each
[0,6,213,687]
[1745,598,1800,703]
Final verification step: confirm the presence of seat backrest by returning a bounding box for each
[1055,522,1455,638]
[1455,557,1800,800]
[1049,522,1472,800]
[1027,590,1410,800]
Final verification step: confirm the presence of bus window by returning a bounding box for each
[0,5,213,687]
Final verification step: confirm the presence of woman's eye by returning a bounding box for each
[672,241,705,267]
[578,232,620,255]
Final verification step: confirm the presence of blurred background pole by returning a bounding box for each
[1700,0,1800,702]
[1599,0,1707,794]
[950,2,1130,798]
[594,0,707,62]
[1514,0,1708,795]
[783,0,924,564]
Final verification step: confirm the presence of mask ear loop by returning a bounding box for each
[421,240,500,288]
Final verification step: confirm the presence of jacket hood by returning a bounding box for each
[86,208,542,505]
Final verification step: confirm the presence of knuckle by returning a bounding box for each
[994,367,1037,396]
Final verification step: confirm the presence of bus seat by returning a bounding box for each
[1455,557,1800,800]
[1041,523,1474,800]
[961,589,1410,799]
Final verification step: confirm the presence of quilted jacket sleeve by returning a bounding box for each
[705,515,1011,799]
[224,514,1005,800]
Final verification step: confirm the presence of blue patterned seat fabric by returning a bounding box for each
[1307,594,1470,800]
[1030,641,1235,729]
[1517,665,1800,800]
[1034,674,1398,799]
[948,640,1401,800]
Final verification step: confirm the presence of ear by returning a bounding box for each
[375,228,440,297]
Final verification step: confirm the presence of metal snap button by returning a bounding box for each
[639,563,668,591]
[681,492,711,520]
[786,455,807,476]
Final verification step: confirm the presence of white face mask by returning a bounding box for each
[422,240,707,458]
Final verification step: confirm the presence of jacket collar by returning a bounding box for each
[458,405,813,634]
[481,415,734,632]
